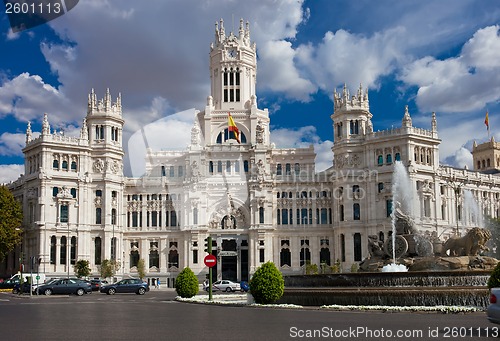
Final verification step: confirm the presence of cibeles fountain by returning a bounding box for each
[279,161,498,308]
[361,161,497,273]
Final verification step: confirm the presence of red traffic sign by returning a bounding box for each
[204,254,217,268]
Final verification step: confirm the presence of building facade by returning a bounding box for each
[4,19,500,284]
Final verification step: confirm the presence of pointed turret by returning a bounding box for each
[402,105,412,127]
[42,113,50,135]
[26,122,32,144]
[80,118,89,140]
[431,112,437,132]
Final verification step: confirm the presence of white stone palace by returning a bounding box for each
[3,19,500,285]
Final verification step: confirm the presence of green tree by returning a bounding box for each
[100,259,120,279]
[485,217,500,258]
[489,261,500,288]
[175,267,198,298]
[0,186,23,261]
[137,259,146,280]
[250,261,284,304]
[74,259,91,278]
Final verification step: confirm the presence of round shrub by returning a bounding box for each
[175,267,199,298]
[488,262,500,288]
[249,261,284,304]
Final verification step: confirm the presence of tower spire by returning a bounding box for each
[402,105,412,127]
[26,121,32,144]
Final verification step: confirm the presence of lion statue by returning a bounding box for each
[442,227,492,256]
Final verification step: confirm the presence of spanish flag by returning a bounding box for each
[228,113,240,143]
[485,111,490,130]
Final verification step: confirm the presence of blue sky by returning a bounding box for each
[1,0,500,182]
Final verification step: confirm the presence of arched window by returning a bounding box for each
[280,248,291,267]
[300,245,311,267]
[487,159,491,167]
[285,163,291,175]
[70,188,77,198]
[168,250,179,268]
[94,237,102,265]
[53,159,59,169]
[320,248,330,266]
[60,236,67,265]
[70,236,77,265]
[62,160,68,170]
[50,236,56,264]
[386,154,392,164]
[243,160,249,173]
[377,155,383,165]
[216,129,247,144]
[276,164,282,175]
[395,153,401,161]
[354,233,362,261]
[353,203,360,220]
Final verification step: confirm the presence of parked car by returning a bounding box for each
[240,281,250,292]
[211,280,241,292]
[100,278,149,295]
[488,288,500,324]
[37,278,92,296]
[90,279,108,291]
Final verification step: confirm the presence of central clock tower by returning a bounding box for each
[209,18,257,111]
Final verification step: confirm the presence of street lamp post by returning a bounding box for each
[448,179,463,237]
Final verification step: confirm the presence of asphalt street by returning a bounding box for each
[0,290,497,340]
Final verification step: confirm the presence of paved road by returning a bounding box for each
[0,290,497,340]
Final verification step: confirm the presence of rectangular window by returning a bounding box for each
[132,212,138,227]
[193,250,198,264]
[259,249,265,263]
[178,166,184,177]
[60,205,69,223]
[96,208,102,224]
[320,208,328,224]
[169,166,175,177]
[281,209,288,225]
[151,211,158,227]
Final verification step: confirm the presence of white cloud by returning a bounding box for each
[300,27,406,92]
[0,132,25,156]
[258,40,316,101]
[400,25,500,113]
[127,107,196,177]
[270,125,332,172]
[0,73,74,124]
[443,147,473,170]
[0,164,24,184]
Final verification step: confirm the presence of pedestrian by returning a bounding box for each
[203,279,208,291]
[152,277,156,288]
[157,278,160,289]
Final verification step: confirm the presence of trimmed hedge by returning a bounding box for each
[250,261,284,304]
[175,267,199,298]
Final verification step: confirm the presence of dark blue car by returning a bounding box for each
[100,278,149,295]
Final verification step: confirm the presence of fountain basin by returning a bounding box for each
[280,271,491,308]
[277,287,489,308]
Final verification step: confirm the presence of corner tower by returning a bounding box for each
[209,18,257,111]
